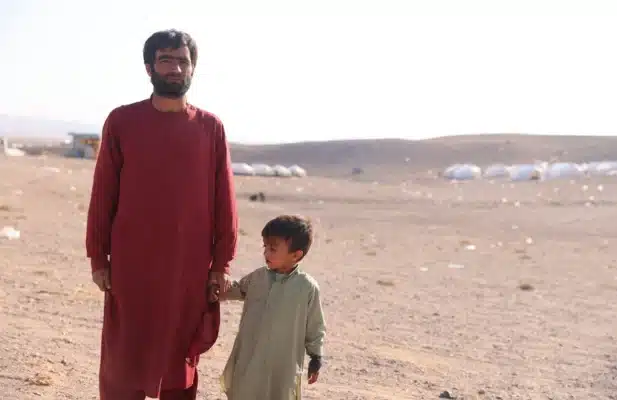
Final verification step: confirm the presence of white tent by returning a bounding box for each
[251,163,276,176]
[585,161,617,176]
[543,162,584,180]
[231,163,255,176]
[508,164,544,181]
[483,164,510,179]
[579,162,593,174]
[442,164,482,180]
[272,164,293,177]
[2,137,25,157]
[288,165,307,177]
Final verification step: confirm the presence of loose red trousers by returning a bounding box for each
[100,369,198,400]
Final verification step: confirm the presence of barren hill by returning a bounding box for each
[230,134,617,179]
[7,132,617,181]
[0,114,98,138]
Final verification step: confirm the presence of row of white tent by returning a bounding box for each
[443,161,617,181]
[232,163,307,177]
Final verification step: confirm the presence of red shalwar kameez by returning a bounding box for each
[86,99,238,399]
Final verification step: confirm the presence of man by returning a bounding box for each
[85,29,237,400]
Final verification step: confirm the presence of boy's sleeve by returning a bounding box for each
[305,284,326,357]
[220,272,252,301]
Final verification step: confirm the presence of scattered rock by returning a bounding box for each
[0,225,20,239]
[42,166,60,173]
[519,283,534,291]
[248,192,266,202]
[376,279,394,287]
[439,390,455,399]
[26,373,53,386]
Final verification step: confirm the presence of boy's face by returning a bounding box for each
[263,236,303,273]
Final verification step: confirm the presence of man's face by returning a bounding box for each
[147,46,194,98]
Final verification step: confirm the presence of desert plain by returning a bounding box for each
[1,135,616,400]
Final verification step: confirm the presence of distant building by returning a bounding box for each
[66,132,100,159]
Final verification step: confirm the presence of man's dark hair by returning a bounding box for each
[262,215,313,260]
[143,29,198,67]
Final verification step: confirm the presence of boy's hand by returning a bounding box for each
[307,355,322,384]
[308,371,319,384]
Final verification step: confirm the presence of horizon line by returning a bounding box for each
[2,132,616,146]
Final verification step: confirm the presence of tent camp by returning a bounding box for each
[543,162,584,180]
[251,164,276,176]
[584,161,617,176]
[442,164,482,180]
[272,165,293,177]
[288,165,307,177]
[508,164,544,181]
[231,163,256,176]
[483,164,510,179]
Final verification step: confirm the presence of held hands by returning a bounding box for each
[207,271,231,303]
[207,282,221,303]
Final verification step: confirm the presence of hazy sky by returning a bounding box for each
[1,0,617,143]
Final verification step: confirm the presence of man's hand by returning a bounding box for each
[207,282,221,303]
[92,267,111,291]
[209,270,231,294]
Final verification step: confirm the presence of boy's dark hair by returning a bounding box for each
[143,29,198,68]
[262,215,313,260]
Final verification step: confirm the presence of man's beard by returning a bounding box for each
[151,71,192,98]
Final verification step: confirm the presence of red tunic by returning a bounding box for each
[86,99,238,398]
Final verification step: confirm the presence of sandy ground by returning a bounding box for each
[1,154,616,400]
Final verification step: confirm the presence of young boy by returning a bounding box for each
[209,215,326,400]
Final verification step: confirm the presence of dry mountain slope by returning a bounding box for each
[229,134,617,177]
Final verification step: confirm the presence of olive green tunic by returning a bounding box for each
[220,266,326,400]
